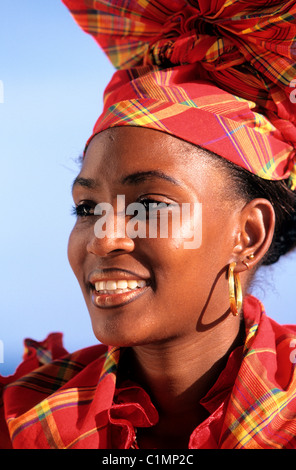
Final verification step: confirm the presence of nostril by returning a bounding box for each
[86,232,135,257]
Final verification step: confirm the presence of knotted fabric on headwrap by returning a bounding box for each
[62,0,296,188]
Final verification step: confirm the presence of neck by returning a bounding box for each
[126,314,244,448]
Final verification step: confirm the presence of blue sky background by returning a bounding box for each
[0,1,295,376]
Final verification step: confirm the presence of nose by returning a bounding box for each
[86,210,135,257]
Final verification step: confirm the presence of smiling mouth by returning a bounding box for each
[94,279,147,294]
[90,279,150,308]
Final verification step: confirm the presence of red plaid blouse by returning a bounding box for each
[1,296,296,449]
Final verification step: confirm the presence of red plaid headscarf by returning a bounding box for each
[62,0,296,188]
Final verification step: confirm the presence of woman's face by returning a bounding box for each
[68,126,242,347]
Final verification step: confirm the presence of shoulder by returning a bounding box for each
[223,296,296,448]
[0,335,109,449]
[1,337,109,396]
[1,333,108,388]
[243,295,296,369]
[243,294,296,337]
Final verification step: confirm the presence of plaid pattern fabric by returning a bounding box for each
[220,299,296,449]
[1,296,296,448]
[62,0,296,188]
[2,345,121,448]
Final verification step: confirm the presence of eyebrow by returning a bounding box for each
[72,170,181,192]
[121,170,181,186]
[71,176,97,192]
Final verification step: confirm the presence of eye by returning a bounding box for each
[72,201,96,217]
[139,198,170,212]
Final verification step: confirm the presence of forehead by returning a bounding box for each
[85,127,193,165]
[81,126,217,187]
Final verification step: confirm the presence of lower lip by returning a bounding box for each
[91,285,149,309]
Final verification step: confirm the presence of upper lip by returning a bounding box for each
[88,268,151,286]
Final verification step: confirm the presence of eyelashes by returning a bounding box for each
[72,198,172,218]
[137,198,170,211]
[71,202,95,217]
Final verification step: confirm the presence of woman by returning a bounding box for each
[1,0,296,449]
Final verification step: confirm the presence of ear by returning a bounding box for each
[232,198,275,271]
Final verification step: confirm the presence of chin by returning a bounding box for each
[90,314,167,348]
[86,293,158,347]
[89,313,140,347]
[91,327,145,348]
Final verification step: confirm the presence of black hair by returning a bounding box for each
[213,155,296,266]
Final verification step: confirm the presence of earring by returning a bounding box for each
[242,253,255,270]
[242,260,250,269]
[228,262,242,316]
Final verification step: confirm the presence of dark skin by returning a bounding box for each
[68,126,275,448]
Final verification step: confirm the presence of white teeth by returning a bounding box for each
[94,281,104,291]
[106,280,117,290]
[117,280,128,289]
[94,279,147,293]
[127,280,138,289]
[95,281,106,291]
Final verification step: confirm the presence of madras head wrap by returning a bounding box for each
[62,0,296,189]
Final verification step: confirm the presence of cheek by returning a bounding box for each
[67,225,87,281]
[150,210,230,293]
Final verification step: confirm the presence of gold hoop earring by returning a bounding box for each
[228,262,242,316]
[242,253,255,270]
[242,260,250,269]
